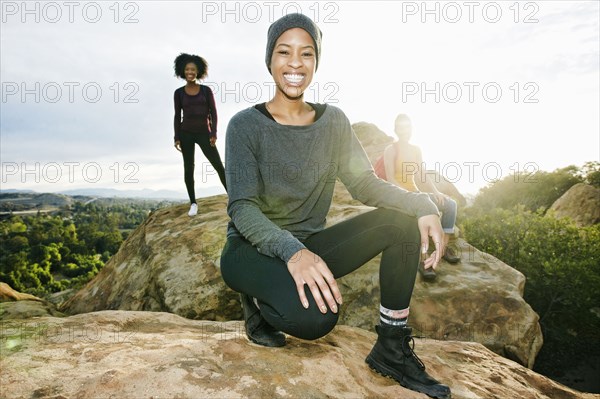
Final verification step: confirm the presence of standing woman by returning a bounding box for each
[173,53,227,217]
[220,13,451,399]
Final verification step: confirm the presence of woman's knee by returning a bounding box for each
[376,208,420,243]
[271,308,339,341]
[300,310,338,340]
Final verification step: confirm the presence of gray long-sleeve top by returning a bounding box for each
[224,104,440,263]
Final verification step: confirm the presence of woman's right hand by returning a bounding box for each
[287,248,343,314]
[418,213,445,270]
[174,140,182,152]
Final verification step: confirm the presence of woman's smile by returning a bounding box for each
[283,73,305,86]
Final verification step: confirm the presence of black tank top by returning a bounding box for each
[254,102,327,122]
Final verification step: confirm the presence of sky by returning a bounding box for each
[1,0,599,198]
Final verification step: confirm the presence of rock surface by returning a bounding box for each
[58,122,542,368]
[1,310,595,399]
[0,283,65,320]
[549,183,600,227]
[0,300,64,320]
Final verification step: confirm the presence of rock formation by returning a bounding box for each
[58,122,542,368]
[2,310,595,399]
[0,282,65,320]
[549,183,600,227]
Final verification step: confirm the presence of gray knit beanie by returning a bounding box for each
[265,13,322,74]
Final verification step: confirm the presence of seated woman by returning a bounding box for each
[220,13,451,399]
[382,114,461,282]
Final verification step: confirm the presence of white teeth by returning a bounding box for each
[284,73,304,84]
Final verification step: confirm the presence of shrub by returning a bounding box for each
[461,206,600,375]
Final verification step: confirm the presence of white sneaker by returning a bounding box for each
[188,203,198,216]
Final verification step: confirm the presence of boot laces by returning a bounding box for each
[402,334,426,370]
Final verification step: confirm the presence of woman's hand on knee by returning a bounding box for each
[287,249,343,314]
[174,141,182,152]
[418,214,445,270]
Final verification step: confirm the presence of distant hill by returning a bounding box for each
[0,189,37,194]
[0,189,206,215]
[0,186,226,201]
[0,192,77,212]
[58,187,189,200]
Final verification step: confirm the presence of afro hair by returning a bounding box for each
[173,53,208,80]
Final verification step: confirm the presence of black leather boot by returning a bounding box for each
[240,293,286,347]
[366,324,451,399]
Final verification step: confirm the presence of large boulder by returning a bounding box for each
[549,183,600,227]
[59,195,238,321]
[1,310,594,399]
[352,121,393,161]
[0,283,64,320]
[0,300,65,320]
[59,122,542,368]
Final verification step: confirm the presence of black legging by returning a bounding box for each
[220,207,421,340]
[180,128,227,203]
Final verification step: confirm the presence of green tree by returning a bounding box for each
[0,197,163,297]
[577,161,600,188]
[472,165,583,212]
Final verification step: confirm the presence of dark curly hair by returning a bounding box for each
[173,53,208,80]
